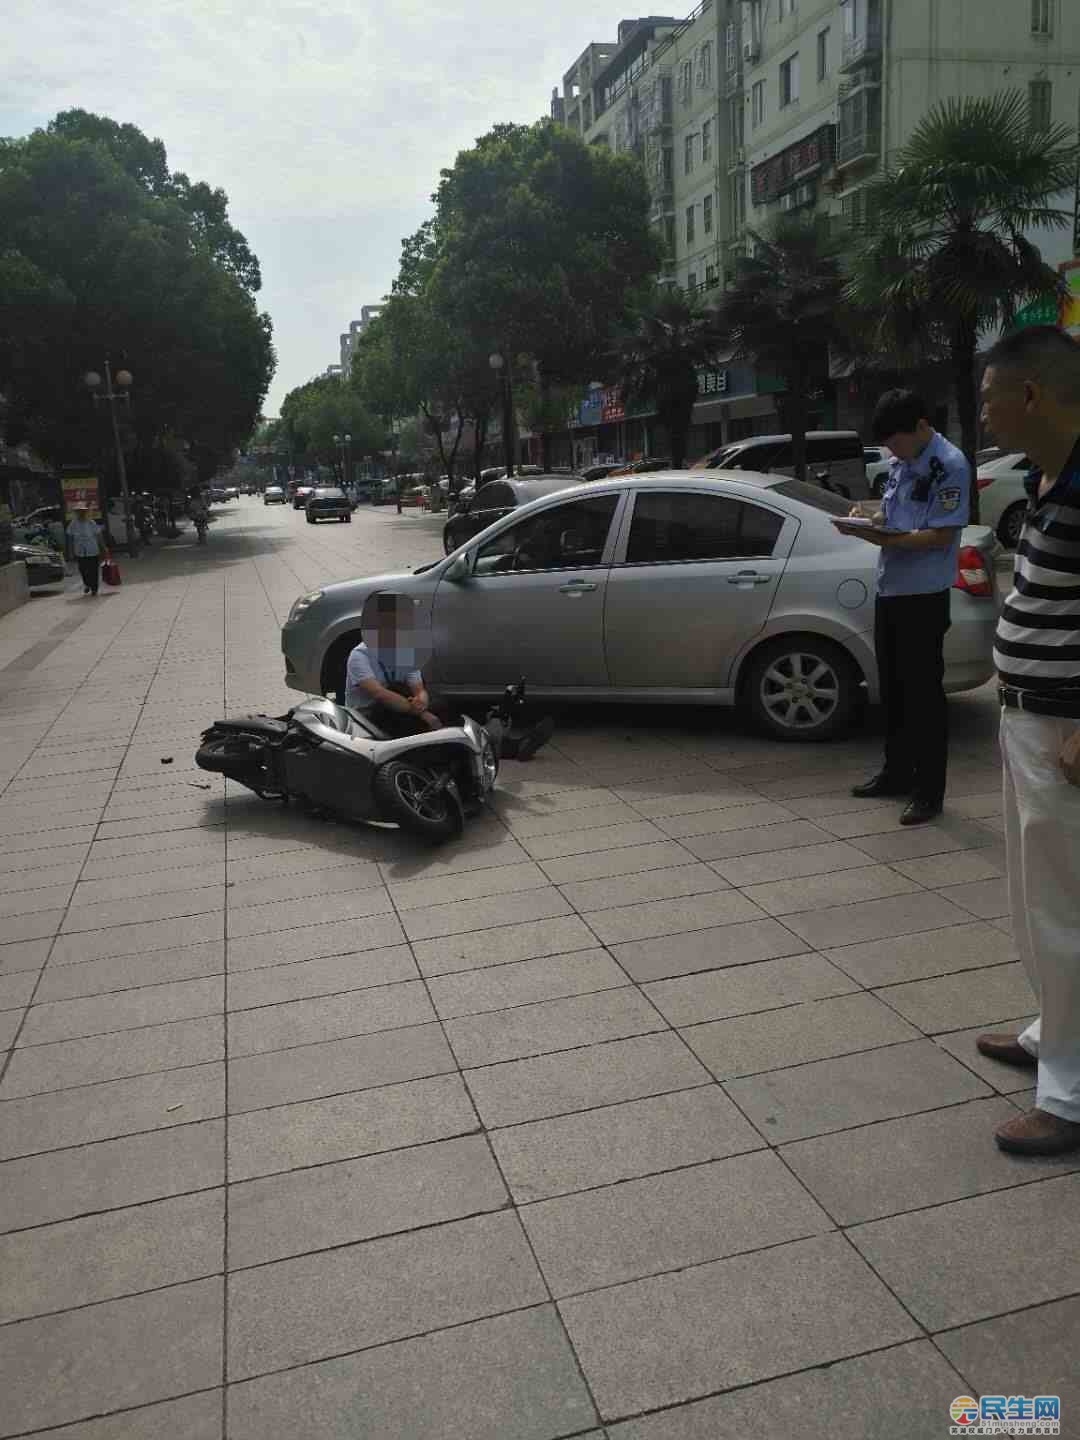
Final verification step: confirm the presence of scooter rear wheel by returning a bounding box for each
[373,761,464,843]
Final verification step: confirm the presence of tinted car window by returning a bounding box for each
[772,478,853,516]
[809,435,863,464]
[626,492,783,564]
[474,482,515,510]
[475,495,619,574]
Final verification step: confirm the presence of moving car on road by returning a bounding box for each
[263,486,286,505]
[305,487,352,524]
[292,484,315,510]
[284,471,997,742]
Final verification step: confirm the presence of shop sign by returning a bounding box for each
[600,387,625,423]
[61,471,99,511]
[697,369,730,396]
[751,125,836,206]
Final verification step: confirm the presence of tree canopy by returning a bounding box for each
[278,374,383,477]
[0,110,274,491]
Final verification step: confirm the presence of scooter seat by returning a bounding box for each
[213,715,289,738]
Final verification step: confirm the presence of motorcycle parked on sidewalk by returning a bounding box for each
[195,688,522,842]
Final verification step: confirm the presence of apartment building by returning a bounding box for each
[338,304,385,378]
[741,0,1080,260]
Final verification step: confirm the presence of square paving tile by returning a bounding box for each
[558,863,729,914]
[0,1120,224,1232]
[779,891,972,950]
[938,877,1010,919]
[740,865,920,917]
[444,987,662,1068]
[227,1211,545,1380]
[1,1015,223,1099]
[227,979,434,1058]
[708,840,877,887]
[821,921,1017,988]
[412,914,598,977]
[521,820,667,861]
[401,887,572,942]
[227,1023,454,1113]
[653,801,795,840]
[226,913,406,972]
[891,848,1005,888]
[17,977,223,1049]
[724,1038,991,1143]
[491,1085,763,1202]
[538,840,694,885]
[874,963,1036,1034]
[385,860,549,911]
[781,1096,1080,1225]
[936,1297,1080,1437]
[679,818,835,862]
[850,1172,1080,1329]
[428,949,625,1019]
[228,1073,478,1180]
[682,991,921,1082]
[522,1149,831,1296]
[33,942,226,1004]
[464,1032,710,1129]
[559,1231,918,1421]
[0,1062,225,1160]
[644,953,858,1028]
[606,1340,967,1440]
[226,945,416,1011]
[848,818,1000,862]
[50,911,225,966]
[0,1277,223,1438]
[226,888,394,940]
[226,1305,597,1440]
[610,917,810,984]
[229,1134,506,1268]
[584,890,766,945]
[0,1188,224,1324]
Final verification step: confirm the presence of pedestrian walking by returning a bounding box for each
[67,504,103,595]
[844,389,971,825]
[976,324,1080,1157]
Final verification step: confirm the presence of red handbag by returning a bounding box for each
[101,556,121,587]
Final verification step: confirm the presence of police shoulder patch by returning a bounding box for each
[939,488,961,512]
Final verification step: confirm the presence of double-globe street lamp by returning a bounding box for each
[85,360,137,557]
[488,352,515,478]
[332,432,352,490]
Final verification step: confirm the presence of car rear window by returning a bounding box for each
[772,479,854,516]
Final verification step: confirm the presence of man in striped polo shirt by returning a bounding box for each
[977,324,1080,1157]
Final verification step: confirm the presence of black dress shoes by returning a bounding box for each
[900,797,943,826]
[850,774,913,799]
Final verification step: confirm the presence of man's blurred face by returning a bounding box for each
[980,364,1034,454]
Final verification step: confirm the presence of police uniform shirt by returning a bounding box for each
[877,431,971,597]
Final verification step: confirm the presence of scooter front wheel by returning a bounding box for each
[373,761,464,843]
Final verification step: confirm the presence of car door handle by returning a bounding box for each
[727,571,772,586]
[559,580,598,594]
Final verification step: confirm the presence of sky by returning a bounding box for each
[4,0,630,413]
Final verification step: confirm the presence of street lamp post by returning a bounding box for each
[333,432,353,489]
[489,352,515,477]
[85,360,137,557]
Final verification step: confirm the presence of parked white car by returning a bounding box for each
[975,448,1034,549]
[864,446,894,497]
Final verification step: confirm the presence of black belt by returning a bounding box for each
[999,684,1080,719]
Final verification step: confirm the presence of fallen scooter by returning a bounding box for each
[194,684,527,842]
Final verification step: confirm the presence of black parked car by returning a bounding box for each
[441,476,581,555]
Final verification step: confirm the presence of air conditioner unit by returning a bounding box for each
[742,39,759,62]
[779,192,796,212]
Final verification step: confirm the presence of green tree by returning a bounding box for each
[279,375,382,481]
[616,287,723,469]
[846,91,1079,493]
[714,212,852,482]
[0,113,274,496]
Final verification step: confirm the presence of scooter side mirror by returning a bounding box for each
[444,553,472,583]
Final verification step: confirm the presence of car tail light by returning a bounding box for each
[955,544,993,597]
[976,474,995,489]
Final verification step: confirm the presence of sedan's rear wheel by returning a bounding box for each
[997,501,1026,550]
[745,638,855,742]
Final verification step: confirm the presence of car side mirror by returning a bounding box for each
[444,553,472,583]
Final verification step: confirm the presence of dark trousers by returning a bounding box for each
[875,589,951,804]
[77,555,100,594]
[368,684,457,738]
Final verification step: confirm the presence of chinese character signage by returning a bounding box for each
[698,370,730,396]
[600,387,625,423]
[751,125,836,206]
[61,471,99,512]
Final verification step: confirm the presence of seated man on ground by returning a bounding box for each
[345,592,553,759]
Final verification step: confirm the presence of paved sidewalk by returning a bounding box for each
[1,502,1076,1439]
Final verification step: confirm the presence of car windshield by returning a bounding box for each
[771,479,854,517]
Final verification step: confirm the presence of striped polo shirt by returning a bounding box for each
[994,437,1080,691]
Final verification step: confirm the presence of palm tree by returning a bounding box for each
[847,90,1079,491]
[713,212,852,482]
[615,287,723,469]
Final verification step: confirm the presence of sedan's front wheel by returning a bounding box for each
[744,637,855,742]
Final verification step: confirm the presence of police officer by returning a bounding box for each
[844,389,971,825]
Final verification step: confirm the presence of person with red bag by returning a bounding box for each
[66,505,103,595]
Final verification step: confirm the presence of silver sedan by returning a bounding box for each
[282,472,998,741]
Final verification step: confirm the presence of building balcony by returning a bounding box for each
[726,147,747,175]
[840,20,882,72]
[837,123,880,168]
[723,67,743,99]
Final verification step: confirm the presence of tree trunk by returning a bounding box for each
[950,323,980,524]
[785,365,808,483]
[473,414,488,483]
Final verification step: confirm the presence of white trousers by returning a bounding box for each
[1001,706,1080,1122]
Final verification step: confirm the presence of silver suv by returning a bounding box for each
[282,472,997,741]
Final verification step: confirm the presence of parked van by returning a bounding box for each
[692,431,869,500]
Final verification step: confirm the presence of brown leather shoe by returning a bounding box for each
[976,1033,1037,1069]
[995,1108,1080,1156]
